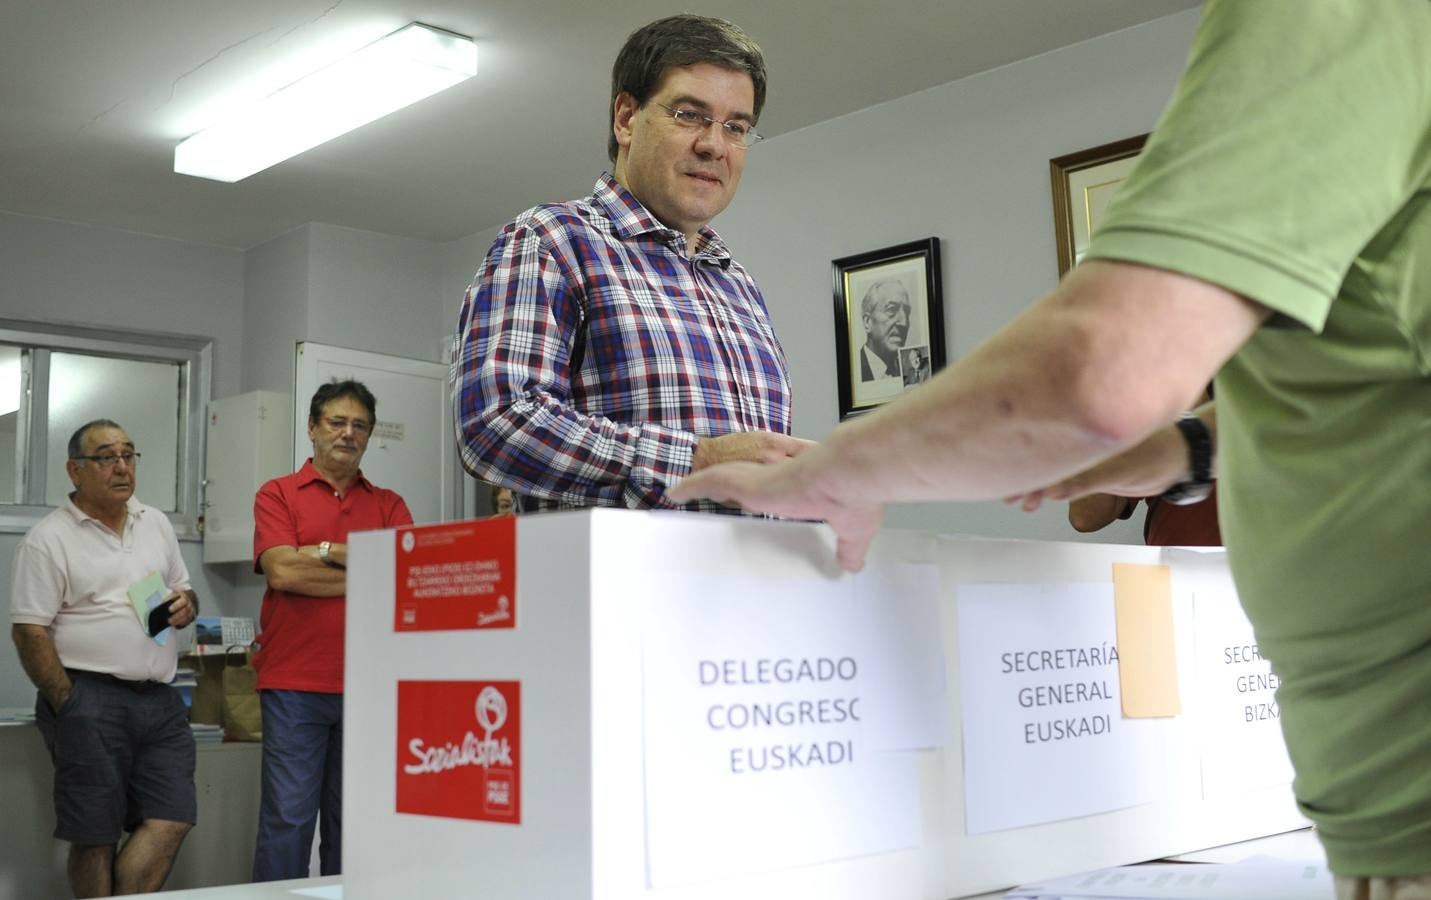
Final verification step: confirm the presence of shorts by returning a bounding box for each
[34,670,197,846]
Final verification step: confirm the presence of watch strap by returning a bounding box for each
[1162,414,1214,506]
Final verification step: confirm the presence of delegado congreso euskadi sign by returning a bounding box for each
[637,567,947,888]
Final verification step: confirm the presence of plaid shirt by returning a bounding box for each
[451,174,792,513]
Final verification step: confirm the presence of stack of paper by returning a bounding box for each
[189,723,225,744]
[1007,861,1333,900]
[0,707,36,727]
[172,667,198,709]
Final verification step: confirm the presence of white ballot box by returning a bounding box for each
[343,509,1304,900]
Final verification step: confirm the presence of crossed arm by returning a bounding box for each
[257,544,348,597]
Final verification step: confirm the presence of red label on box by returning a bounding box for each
[395,680,521,824]
[394,519,515,632]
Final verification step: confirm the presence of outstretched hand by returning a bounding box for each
[669,449,884,573]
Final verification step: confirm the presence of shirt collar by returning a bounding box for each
[297,458,372,493]
[63,495,142,526]
[591,173,733,268]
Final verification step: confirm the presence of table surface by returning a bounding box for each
[134,829,1326,899]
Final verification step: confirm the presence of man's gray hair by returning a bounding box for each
[860,279,911,319]
[67,419,126,459]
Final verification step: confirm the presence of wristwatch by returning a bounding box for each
[318,541,335,567]
[1162,414,1214,506]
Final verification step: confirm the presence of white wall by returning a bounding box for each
[307,223,445,363]
[0,211,245,394]
[716,9,1200,542]
[439,224,504,346]
[242,225,309,396]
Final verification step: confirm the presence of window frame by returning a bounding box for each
[0,318,211,540]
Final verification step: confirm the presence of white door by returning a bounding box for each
[294,342,454,526]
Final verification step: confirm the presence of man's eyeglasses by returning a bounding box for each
[655,103,764,150]
[320,417,372,435]
[72,452,141,469]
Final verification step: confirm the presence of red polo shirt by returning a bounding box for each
[252,460,413,693]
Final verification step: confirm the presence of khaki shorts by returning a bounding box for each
[1336,876,1431,900]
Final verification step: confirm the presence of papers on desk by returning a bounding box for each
[1006,860,1333,899]
[0,707,36,727]
[189,723,225,744]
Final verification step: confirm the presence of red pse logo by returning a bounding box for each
[396,680,521,824]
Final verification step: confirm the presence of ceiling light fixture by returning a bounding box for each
[174,22,477,183]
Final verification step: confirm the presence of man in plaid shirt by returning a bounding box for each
[451,14,811,513]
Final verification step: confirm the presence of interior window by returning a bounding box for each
[45,352,183,511]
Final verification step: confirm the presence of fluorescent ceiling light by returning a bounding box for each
[175,23,476,183]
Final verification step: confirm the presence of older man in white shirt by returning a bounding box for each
[10,418,198,898]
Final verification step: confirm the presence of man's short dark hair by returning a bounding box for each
[67,419,126,459]
[309,379,377,425]
[607,14,767,163]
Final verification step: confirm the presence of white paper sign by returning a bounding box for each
[640,569,940,888]
[1191,583,1294,797]
[956,582,1166,835]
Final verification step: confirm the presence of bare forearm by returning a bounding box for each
[817,262,1261,504]
[260,546,348,597]
[11,625,71,709]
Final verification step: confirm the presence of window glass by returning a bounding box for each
[0,344,18,504]
[45,352,182,510]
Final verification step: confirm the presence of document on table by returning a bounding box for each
[1005,861,1333,899]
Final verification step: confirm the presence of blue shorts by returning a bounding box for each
[34,670,197,846]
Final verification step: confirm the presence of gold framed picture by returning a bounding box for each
[1049,134,1148,277]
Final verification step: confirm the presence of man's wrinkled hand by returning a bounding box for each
[670,450,884,573]
[165,591,197,629]
[691,431,816,471]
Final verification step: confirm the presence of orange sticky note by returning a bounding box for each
[1112,562,1180,718]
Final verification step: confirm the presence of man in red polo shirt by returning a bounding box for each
[250,380,411,882]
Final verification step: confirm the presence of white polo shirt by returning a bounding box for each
[10,496,190,683]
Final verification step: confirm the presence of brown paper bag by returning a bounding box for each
[221,646,263,742]
[189,654,225,726]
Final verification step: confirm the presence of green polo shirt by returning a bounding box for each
[1084,0,1431,876]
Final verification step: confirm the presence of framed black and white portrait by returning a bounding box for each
[831,238,945,420]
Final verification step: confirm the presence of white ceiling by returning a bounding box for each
[0,0,1198,250]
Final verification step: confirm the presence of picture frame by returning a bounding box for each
[831,237,945,421]
[1049,134,1148,278]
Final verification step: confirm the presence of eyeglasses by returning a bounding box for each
[655,103,764,150]
[72,451,141,469]
[320,417,372,435]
